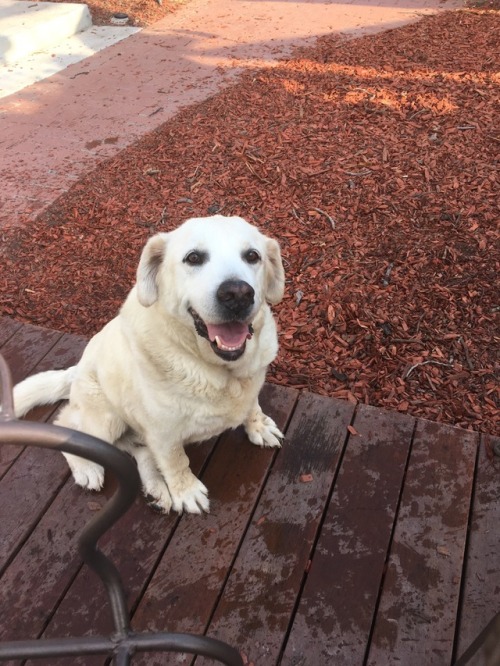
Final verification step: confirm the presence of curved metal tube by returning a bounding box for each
[0,353,243,666]
[0,632,245,663]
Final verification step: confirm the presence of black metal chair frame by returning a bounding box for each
[0,353,243,666]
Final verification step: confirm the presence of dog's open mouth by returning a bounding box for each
[189,308,253,361]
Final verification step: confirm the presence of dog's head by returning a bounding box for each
[136,215,285,362]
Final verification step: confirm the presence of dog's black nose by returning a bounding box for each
[217,280,255,315]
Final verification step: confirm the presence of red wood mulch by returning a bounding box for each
[44,0,183,27]
[1,9,498,435]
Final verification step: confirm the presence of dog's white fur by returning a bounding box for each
[14,215,285,514]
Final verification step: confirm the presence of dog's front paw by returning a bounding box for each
[169,472,210,514]
[63,453,105,491]
[130,446,173,514]
[143,479,173,514]
[245,410,284,448]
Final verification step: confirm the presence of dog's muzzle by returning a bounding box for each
[189,280,255,362]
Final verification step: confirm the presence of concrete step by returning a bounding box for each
[0,0,92,64]
[0,1,139,98]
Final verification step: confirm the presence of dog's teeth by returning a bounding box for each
[215,336,230,350]
[214,335,240,352]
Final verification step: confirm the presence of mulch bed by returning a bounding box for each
[43,0,183,27]
[43,0,500,27]
[1,9,499,435]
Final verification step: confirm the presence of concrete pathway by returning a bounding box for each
[0,0,463,226]
[0,1,139,98]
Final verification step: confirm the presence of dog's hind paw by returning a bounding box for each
[63,453,105,491]
[245,410,284,449]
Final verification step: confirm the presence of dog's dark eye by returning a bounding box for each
[244,249,261,264]
[184,251,207,266]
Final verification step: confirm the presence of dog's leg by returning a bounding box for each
[145,433,209,514]
[118,436,173,514]
[55,401,126,491]
[244,401,283,448]
[135,447,174,513]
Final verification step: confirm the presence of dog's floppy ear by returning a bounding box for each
[264,238,285,304]
[136,233,167,307]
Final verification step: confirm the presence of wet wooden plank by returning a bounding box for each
[1,439,216,659]
[282,404,415,666]
[455,434,500,665]
[2,328,86,419]
[0,318,86,479]
[367,419,479,666]
[0,316,22,347]
[2,320,494,666]
[32,331,86,372]
[0,445,69,575]
[0,480,94,643]
[0,329,88,567]
[0,317,63,428]
[21,441,214,666]
[19,331,87,421]
[0,321,63,384]
[35,385,297,666]
[197,392,355,666]
[129,385,298,666]
[0,332,87,480]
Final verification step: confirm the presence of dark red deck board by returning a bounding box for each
[0,329,88,572]
[1,317,499,666]
[0,322,62,479]
[367,419,479,666]
[0,445,69,575]
[131,386,298,646]
[0,329,86,479]
[8,330,86,424]
[0,316,22,347]
[24,438,216,666]
[196,393,355,666]
[0,321,63,384]
[32,386,297,666]
[281,404,415,666]
[0,479,93,643]
[456,433,500,663]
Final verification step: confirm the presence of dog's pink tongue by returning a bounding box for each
[206,322,250,349]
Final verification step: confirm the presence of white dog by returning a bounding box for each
[14,215,285,514]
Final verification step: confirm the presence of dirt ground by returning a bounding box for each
[1,8,499,435]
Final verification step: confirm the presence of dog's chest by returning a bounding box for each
[184,374,256,431]
[184,399,250,443]
[138,370,261,443]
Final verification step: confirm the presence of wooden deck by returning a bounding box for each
[0,316,498,666]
